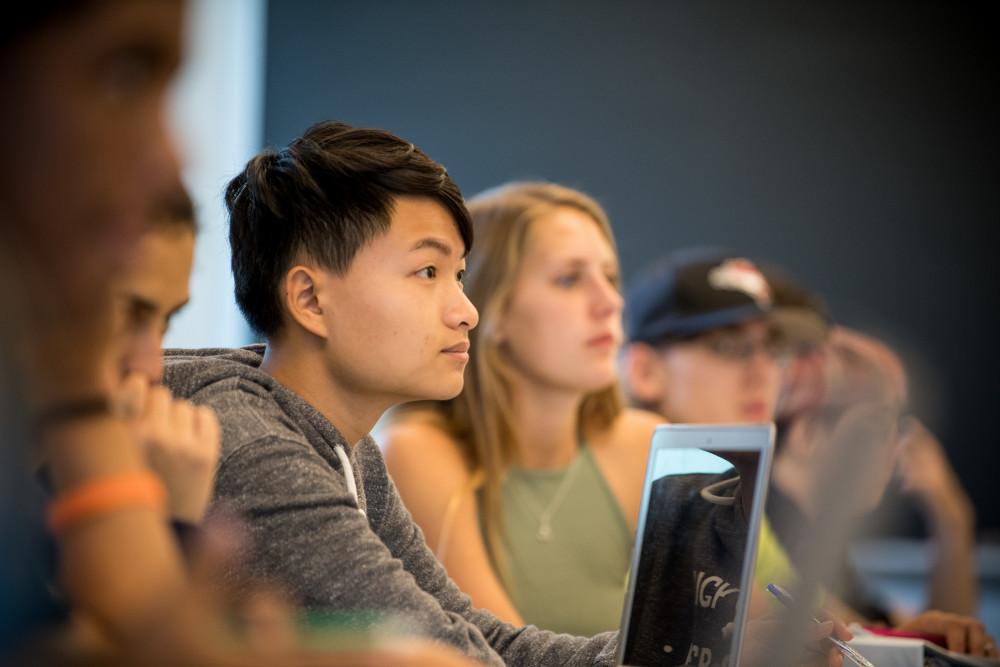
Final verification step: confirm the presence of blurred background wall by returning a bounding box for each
[165,0,265,350]
[261,1,998,542]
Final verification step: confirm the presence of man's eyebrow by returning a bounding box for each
[411,237,454,257]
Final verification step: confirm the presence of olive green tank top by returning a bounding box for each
[490,444,633,636]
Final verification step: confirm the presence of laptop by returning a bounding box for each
[616,424,775,667]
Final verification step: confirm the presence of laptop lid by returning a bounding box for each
[617,423,775,667]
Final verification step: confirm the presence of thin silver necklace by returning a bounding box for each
[528,450,586,542]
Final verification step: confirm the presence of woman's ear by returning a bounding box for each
[488,311,506,345]
[283,265,328,339]
[620,342,668,409]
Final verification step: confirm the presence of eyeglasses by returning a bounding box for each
[689,332,789,362]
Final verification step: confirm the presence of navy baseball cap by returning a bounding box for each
[625,250,775,345]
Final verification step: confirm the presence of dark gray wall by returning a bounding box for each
[263,1,999,534]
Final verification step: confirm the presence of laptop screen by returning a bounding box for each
[618,425,774,667]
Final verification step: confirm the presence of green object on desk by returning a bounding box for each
[296,609,407,652]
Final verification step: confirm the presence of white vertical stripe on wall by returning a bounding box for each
[164,0,266,349]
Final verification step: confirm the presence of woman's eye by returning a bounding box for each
[456,269,466,283]
[605,272,621,288]
[555,273,580,287]
[417,266,437,279]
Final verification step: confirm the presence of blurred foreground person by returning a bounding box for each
[770,327,993,656]
[1,1,193,657]
[0,4,482,666]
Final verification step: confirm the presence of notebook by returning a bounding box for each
[848,626,1000,667]
[616,423,775,667]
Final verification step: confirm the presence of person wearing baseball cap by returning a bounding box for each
[621,249,795,425]
[618,250,859,651]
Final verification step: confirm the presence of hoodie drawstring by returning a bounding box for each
[334,444,366,517]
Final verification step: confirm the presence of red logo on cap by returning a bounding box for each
[707,259,772,307]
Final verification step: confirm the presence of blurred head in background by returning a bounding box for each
[621,250,795,425]
[774,327,908,514]
[113,184,197,383]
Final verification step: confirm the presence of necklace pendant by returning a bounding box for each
[537,523,553,542]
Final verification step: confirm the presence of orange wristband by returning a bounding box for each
[47,470,167,536]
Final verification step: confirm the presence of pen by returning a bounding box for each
[766,583,876,667]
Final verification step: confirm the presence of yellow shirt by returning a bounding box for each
[754,515,826,609]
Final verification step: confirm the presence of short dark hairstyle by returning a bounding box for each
[225,120,473,337]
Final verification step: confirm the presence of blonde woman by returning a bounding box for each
[382,182,661,636]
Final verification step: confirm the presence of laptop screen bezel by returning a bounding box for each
[616,423,775,667]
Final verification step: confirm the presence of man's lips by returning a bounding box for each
[442,341,470,360]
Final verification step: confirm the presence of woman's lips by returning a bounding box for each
[586,333,617,350]
[742,401,770,420]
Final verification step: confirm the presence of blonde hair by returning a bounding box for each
[403,181,624,570]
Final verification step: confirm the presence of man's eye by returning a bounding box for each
[417,266,437,279]
[456,269,466,282]
[128,307,151,330]
[101,49,159,102]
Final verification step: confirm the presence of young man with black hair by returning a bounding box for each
[163,121,639,665]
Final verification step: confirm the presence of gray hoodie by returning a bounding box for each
[163,345,618,666]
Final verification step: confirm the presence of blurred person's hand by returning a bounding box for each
[895,610,996,657]
[895,417,978,616]
[118,375,221,523]
[24,287,122,412]
[896,417,974,528]
[741,612,852,667]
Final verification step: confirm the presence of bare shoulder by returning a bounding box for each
[380,408,476,549]
[595,408,665,455]
[589,408,667,527]
[383,408,470,471]
[617,407,666,439]
[381,410,471,496]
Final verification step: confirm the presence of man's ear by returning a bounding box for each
[283,265,328,339]
[620,342,669,409]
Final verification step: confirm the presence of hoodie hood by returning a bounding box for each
[162,345,367,513]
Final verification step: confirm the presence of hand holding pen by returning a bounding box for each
[766,583,875,667]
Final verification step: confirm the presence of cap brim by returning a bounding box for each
[634,304,769,343]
